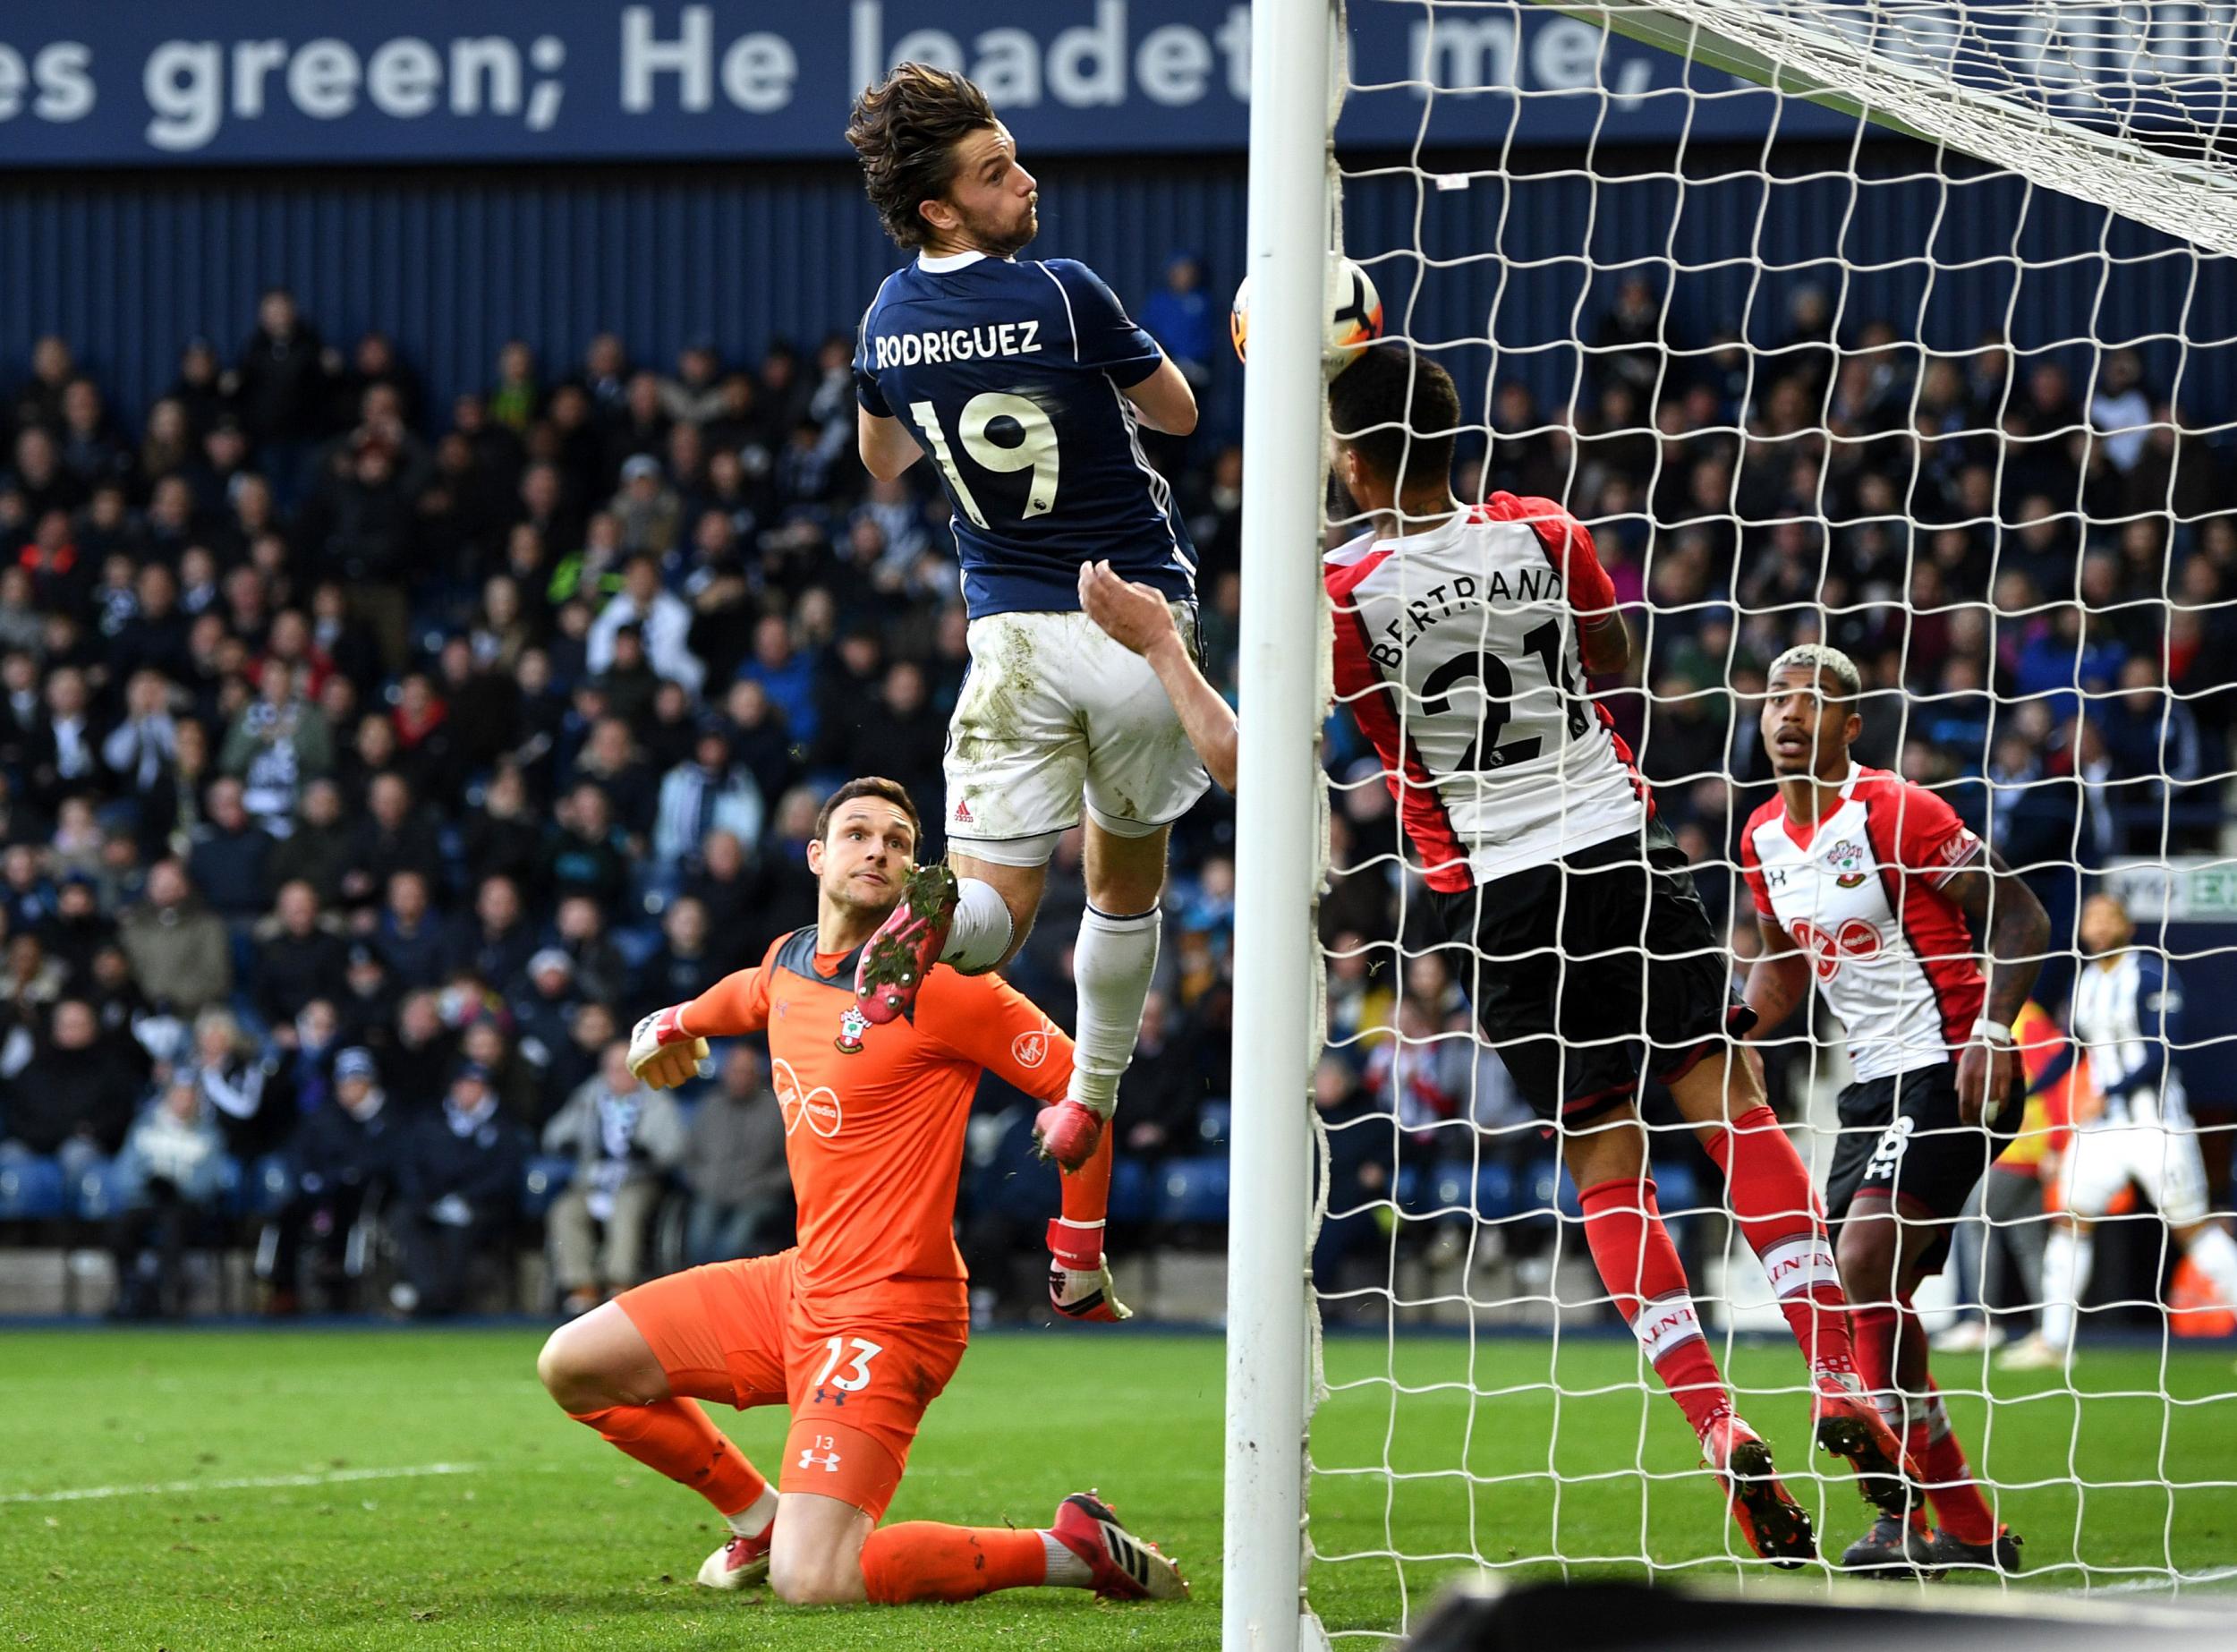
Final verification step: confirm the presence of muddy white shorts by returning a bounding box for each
[942,608,1211,866]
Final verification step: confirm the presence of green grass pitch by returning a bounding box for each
[7,1327,2235,1648]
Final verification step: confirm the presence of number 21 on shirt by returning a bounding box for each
[910,395,1059,526]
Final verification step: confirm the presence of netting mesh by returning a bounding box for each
[1302,1,2237,1638]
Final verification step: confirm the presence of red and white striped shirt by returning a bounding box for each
[1324,493,1648,891]
[1739,764,1985,1081]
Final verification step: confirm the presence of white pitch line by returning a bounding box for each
[2092,1565,2237,1596]
[0,1461,483,1505]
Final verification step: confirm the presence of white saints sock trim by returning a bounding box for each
[1632,1290,1706,1365]
[1759,1234,1840,1299]
[724,1482,778,1538]
[939,877,1015,973]
[1041,1529,1092,1588]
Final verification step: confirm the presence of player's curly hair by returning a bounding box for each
[815,777,923,847]
[1329,345,1460,498]
[846,64,996,251]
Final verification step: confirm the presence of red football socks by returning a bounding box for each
[1706,1104,1856,1367]
[567,1400,764,1516]
[860,1522,1049,1603]
[1578,1175,1730,1438]
[1050,1126,1115,1269]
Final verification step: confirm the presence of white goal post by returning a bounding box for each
[1222,2,1340,1649]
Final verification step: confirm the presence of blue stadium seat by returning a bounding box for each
[72,1160,138,1221]
[247,1154,295,1218]
[1153,1157,1229,1225]
[0,1156,65,1220]
[1109,1154,1152,1224]
[1196,1098,1232,1148]
[1420,1160,1518,1222]
[522,1155,575,1218]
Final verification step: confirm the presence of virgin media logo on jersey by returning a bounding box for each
[1791,916,1882,982]
[771,1057,843,1138]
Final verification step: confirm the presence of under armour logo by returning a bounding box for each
[812,1386,846,1407]
[797,1448,842,1472]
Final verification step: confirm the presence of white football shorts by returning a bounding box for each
[2058,1115,2213,1226]
[941,608,1211,866]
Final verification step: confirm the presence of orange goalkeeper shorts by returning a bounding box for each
[616,1251,968,1521]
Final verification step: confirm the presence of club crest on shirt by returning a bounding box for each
[1824,838,1868,889]
[1012,1029,1049,1069]
[835,1005,868,1054]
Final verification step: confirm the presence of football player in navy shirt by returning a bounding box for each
[842,64,1205,1324]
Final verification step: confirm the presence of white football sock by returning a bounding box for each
[2183,1223,2237,1307]
[1040,1529,1093,1588]
[724,1481,778,1539]
[1068,904,1161,1118]
[2042,1226,2094,1353]
[939,877,1015,973]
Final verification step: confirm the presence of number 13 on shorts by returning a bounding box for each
[811,1335,883,1395]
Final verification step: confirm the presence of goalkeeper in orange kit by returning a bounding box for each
[535,777,1184,1606]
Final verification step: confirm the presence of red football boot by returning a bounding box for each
[694,1528,772,1590]
[854,863,959,1025]
[1048,1492,1187,1600]
[1700,1411,1816,1568]
[1048,1217,1131,1323]
[1033,1099,1104,1171]
[1811,1362,1920,1516]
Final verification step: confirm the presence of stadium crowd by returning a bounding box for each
[0,266,2227,1322]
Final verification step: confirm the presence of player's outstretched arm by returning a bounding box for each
[1078,559,1237,791]
[1944,847,2052,1124]
[627,958,775,1090]
[1120,357,1198,436]
[857,405,924,481]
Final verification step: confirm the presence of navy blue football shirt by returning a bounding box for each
[854,251,1198,618]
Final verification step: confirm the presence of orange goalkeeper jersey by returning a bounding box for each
[685,927,1074,1324]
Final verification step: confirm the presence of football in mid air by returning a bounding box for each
[1229,254,1383,368]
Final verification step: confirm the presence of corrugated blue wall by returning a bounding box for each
[2,147,2229,431]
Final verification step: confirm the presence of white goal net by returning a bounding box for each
[1286,0,2237,1640]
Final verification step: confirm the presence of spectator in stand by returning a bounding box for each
[685,1043,791,1265]
[230,287,336,507]
[118,859,231,1015]
[185,1006,291,1164]
[3,998,143,1181]
[253,880,351,1027]
[259,1046,398,1313]
[1115,992,1210,1163]
[651,723,765,874]
[185,776,276,924]
[390,1061,526,1317]
[109,1074,229,1320]
[631,895,720,1021]
[447,874,537,995]
[342,773,444,909]
[587,552,702,694]
[541,1039,687,1315]
[372,870,446,992]
[542,785,633,915]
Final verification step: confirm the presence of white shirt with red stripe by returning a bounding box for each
[1324,493,1649,891]
[1739,763,1986,1082]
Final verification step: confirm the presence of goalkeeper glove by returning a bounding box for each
[629,1004,710,1091]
